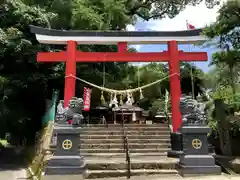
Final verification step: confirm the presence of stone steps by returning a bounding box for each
[81,148,169,154]
[81,127,169,131]
[81,134,170,139]
[81,143,170,149]
[81,152,168,157]
[83,124,168,127]
[81,131,169,135]
[79,124,175,179]
[81,138,170,144]
[86,174,238,180]
[86,174,183,180]
[85,157,177,170]
[86,169,178,179]
[50,144,170,151]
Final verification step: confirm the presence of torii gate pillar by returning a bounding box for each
[62,40,182,132]
[64,41,77,107]
[168,41,182,132]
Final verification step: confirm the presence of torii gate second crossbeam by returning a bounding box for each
[30,25,208,132]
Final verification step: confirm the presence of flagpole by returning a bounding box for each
[190,57,195,99]
[186,20,195,99]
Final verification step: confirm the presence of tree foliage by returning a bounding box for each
[24,0,220,26]
[0,0,213,144]
[0,0,57,142]
[204,0,240,49]
[203,0,240,141]
[126,0,219,21]
[204,0,240,95]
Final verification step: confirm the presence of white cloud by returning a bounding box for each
[126,24,135,31]
[126,1,228,52]
[133,44,141,51]
[126,25,142,51]
[146,0,227,31]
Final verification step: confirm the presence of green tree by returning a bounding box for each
[204,0,240,49]
[0,0,219,144]
[24,0,220,28]
[180,62,206,98]
[126,0,220,21]
[204,0,240,95]
[211,50,240,95]
[0,0,56,142]
[203,1,240,150]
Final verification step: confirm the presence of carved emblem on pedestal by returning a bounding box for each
[192,139,202,149]
[62,139,73,150]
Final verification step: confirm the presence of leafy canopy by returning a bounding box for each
[0,0,213,142]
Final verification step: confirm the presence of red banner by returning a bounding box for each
[83,87,92,111]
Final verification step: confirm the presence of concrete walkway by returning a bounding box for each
[0,169,27,180]
[87,174,240,180]
[0,147,28,180]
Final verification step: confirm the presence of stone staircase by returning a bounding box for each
[80,124,178,179]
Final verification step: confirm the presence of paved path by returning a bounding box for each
[0,169,27,180]
[87,174,240,180]
[0,147,27,180]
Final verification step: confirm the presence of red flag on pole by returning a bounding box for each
[83,87,92,111]
[186,20,195,30]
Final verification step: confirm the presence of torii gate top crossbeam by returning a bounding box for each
[29,25,207,45]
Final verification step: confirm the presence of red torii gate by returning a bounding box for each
[30,25,208,132]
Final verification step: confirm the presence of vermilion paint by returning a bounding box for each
[37,51,207,62]
[168,41,182,132]
[64,41,77,107]
[36,41,207,132]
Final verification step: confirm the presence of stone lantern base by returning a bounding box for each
[168,132,183,158]
[177,125,221,177]
[42,124,86,180]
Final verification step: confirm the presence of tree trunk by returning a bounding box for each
[229,65,236,96]
[214,99,232,156]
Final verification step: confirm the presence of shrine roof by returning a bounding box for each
[29,25,207,45]
[112,104,143,111]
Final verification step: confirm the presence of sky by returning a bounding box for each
[127,0,227,72]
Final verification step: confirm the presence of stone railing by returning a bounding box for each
[27,90,59,180]
[27,121,55,180]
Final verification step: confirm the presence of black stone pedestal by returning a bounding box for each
[177,125,221,177]
[42,124,86,180]
[168,132,183,158]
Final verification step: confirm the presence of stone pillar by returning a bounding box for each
[42,124,86,180]
[177,125,221,176]
[168,132,183,158]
